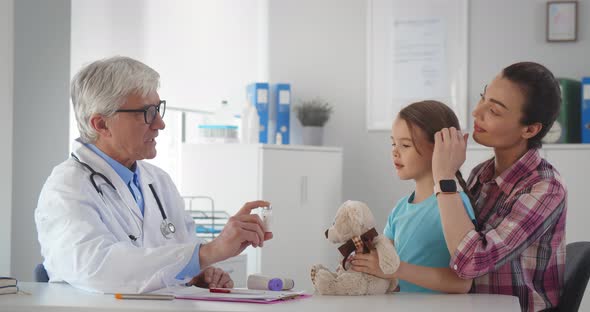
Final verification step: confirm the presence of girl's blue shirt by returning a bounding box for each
[383,192,476,293]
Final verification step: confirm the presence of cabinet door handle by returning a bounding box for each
[301,176,308,204]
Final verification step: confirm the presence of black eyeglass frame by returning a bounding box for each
[115,100,166,124]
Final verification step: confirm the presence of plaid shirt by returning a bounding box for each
[451,148,567,312]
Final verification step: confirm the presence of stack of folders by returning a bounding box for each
[0,277,18,295]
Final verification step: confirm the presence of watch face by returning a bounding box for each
[440,179,457,193]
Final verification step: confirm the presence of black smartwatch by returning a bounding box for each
[434,179,458,195]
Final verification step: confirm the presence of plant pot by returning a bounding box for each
[302,126,324,146]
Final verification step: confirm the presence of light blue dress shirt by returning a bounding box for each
[86,144,145,214]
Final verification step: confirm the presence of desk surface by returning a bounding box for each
[1,282,520,312]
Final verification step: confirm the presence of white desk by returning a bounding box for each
[0,282,520,312]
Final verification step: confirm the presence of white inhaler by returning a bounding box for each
[260,205,272,234]
[247,274,295,291]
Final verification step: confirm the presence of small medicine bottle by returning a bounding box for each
[260,205,272,234]
[275,132,283,145]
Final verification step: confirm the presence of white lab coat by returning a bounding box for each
[35,139,201,294]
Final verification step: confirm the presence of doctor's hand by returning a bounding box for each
[432,127,469,182]
[199,200,273,267]
[187,266,234,289]
[350,250,393,280]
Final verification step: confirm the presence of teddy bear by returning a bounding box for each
[310,200,400,295]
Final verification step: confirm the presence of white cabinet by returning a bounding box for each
[180,144,343,291]
[542,145,590,244]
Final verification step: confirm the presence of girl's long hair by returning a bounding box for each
[398,100,477,222]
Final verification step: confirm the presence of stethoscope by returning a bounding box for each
[71,153,176,241]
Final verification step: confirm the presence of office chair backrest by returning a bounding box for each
[560,242,590,312]
[33,263,49,283]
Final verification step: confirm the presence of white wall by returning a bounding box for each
[0,0,14,277]
[267,0,413,231]
[11,0,71,281]
[70,0,269,182]
[71,0,268,115]
[468,0,590,122]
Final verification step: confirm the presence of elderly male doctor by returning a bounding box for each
[35,56,271,294]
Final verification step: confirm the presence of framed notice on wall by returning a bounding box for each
[546,1,577,42]
[366,0,468,131]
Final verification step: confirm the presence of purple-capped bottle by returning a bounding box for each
[247,274,294,291]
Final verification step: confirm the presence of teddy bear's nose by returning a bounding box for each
[325,229,329,238]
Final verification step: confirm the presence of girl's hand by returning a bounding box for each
[432,127,469,182]
[350,250,391,279]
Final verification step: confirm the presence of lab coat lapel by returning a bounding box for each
[73,140,144,221]
[137,163,168,246]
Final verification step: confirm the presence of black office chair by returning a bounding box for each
[559,242,590,312]
[33,263,49,283]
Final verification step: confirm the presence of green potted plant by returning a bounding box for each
[293,97,333,146]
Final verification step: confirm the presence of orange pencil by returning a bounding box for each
[114,293,175,300]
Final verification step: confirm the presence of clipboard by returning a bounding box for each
[153,286,311,304]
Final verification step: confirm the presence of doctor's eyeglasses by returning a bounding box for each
[116,100,166,124]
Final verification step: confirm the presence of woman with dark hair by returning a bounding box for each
[432,62,566,312]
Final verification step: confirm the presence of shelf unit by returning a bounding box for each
[183,195,229,242]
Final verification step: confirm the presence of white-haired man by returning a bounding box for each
[35,56,271,293]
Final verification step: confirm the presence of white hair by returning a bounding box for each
[70,56,160,142]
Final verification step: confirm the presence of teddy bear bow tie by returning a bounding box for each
[337,227,378,269]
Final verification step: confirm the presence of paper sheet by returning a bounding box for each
[153,286,307,303]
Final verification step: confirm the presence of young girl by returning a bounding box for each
[351,100,476,293]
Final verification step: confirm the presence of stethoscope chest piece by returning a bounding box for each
[160,219,176,239]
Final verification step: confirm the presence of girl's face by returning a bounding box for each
[391,117,433,181]
[472,75,529,149]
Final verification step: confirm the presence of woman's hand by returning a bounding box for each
[350,250,393,279]
[432,127,469,182]
[187,266,234,289]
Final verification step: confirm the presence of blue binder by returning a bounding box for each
[583,77,590,143]
[272,83,291,144]
[247,83,270,143]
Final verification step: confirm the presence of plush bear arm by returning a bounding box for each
[376,236,400,275]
